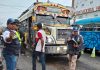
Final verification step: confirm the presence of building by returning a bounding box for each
[72,0,100,22]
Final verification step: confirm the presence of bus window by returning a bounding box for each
[80,28,85,31]
[98,28,100,31]
[80,27,93,31]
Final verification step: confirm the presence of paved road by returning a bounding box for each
[17,53,100,70]
[17,54,56,70]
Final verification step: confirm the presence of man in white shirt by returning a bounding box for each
[32,23,46,70]
[2,18,21,70]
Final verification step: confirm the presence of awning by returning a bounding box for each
[75,17,100,25]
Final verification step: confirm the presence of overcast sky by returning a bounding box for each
[0,0,72,26]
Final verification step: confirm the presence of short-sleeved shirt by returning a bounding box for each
[35,29,46,52]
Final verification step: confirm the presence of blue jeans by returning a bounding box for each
[32,51,46,70]
[3,54,17,70]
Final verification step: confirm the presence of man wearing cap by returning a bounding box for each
[2,18,21,70]
[32,23,46,70]
[67,29,83,70]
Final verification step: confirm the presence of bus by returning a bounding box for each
[18,2,74,55]
[75,17,100,51]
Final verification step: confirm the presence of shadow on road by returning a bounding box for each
[46,55,69,70]
[77,60,98,70]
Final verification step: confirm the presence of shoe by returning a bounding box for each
[16,68,22,70]
[26,55,29,57]
[21,53,25,56]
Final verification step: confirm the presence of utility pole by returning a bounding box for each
[47,0,50,3]
[36,0,38,2]
[72,0,75,8]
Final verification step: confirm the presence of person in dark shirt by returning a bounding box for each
[67,29,83,70]
[2,18,21,70]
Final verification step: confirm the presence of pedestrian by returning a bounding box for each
[14,19,26,55]
[20,31,26,55]
[13,19,23,70]
[32,23,46,70]
[14,19,22,45]
[67,29,83,70]
[2,18,21,70]
[0,28,3,70]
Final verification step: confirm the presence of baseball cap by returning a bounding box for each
[37,23,42,29]
[14,19,19,23]
[7,18,17,25]
[14,19,20,26]
[7,18,15,24]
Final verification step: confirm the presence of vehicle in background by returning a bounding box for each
[75,17,100,52]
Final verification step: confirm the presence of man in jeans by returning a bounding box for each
[32,23,46,70]
[2,18,21,70]
[67,29,83,70]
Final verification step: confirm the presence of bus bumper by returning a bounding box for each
[45,44,67,55]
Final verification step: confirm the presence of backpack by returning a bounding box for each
[67,35,83,48]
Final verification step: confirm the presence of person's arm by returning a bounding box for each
[40,38,44,52]
[6,31,15,42]
[66,36,72,45]
[74,35,84,48]
[37,32,44,52]
[6,35,12,42]
[3,31,15,43]
[79,35,84,49]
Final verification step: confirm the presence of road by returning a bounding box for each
[17,53,100,70]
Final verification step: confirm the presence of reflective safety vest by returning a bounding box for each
[15,31,22,44]
[24,32,28,44]
[3,28,21,55]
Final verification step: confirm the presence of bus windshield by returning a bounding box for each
[36,15,69,24]
[56,16,70,24]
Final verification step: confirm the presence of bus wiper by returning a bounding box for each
[51,16,62,24]
[56,19,62,24]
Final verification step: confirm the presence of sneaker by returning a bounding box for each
[16,68,22,70]
[21,53,25,56]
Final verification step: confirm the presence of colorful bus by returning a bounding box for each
[75,17,100,51]
[18,2,74,54]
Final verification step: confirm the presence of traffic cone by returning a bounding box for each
[81,50,84,55]
[91,47,96,58]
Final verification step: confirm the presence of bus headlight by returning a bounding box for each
[57,47,60,51]
[63,47,67,50]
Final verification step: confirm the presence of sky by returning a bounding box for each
[0,0,72,26]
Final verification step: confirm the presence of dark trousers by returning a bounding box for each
[21,43,26,54]
[32,51,46,70]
